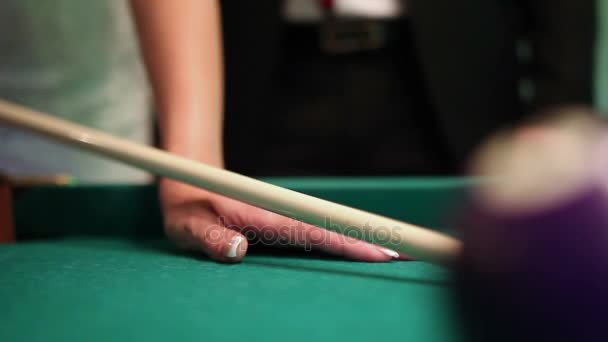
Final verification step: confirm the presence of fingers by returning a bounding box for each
[304,226,402,262]
[163,194,409,263]
[243,210,404,262]
[165,212,248,263]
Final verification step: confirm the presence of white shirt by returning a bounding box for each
[284,0,405,22]
[0,0,152,183]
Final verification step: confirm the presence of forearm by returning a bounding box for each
[130,0,224,167]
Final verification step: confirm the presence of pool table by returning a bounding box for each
[1,177,475,342]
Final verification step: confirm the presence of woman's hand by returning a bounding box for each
[160,179,404,263]
[134,1,405,263]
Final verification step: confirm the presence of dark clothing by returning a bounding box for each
[409,0,596,164]
[221,0,596,176]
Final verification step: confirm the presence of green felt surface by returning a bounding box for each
[1,238,461,342]
[3,177,471,342]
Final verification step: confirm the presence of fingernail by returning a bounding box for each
[225,236,244,258]
[378,247,400,259]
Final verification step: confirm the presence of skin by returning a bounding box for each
[130,0,406,263]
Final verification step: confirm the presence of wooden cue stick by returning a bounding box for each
[0,99,462,265]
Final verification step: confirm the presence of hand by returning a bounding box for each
[160,179,406,263]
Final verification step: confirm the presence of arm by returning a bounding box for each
[130,0,224,168]
[130,1,402,263]
[131,0,244,261]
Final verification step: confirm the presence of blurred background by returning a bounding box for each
[597,1,608,112]
[0,0,606,181]
[221,0,606,177]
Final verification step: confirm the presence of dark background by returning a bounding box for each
[220,1,597,177]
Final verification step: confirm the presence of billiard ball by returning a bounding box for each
[454,108,608,341]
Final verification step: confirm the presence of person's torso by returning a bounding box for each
[0,0,152,183]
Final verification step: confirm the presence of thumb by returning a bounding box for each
[167,217,248,263]
[197,220,248,263]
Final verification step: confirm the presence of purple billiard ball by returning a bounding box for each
[454,110,608,341]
